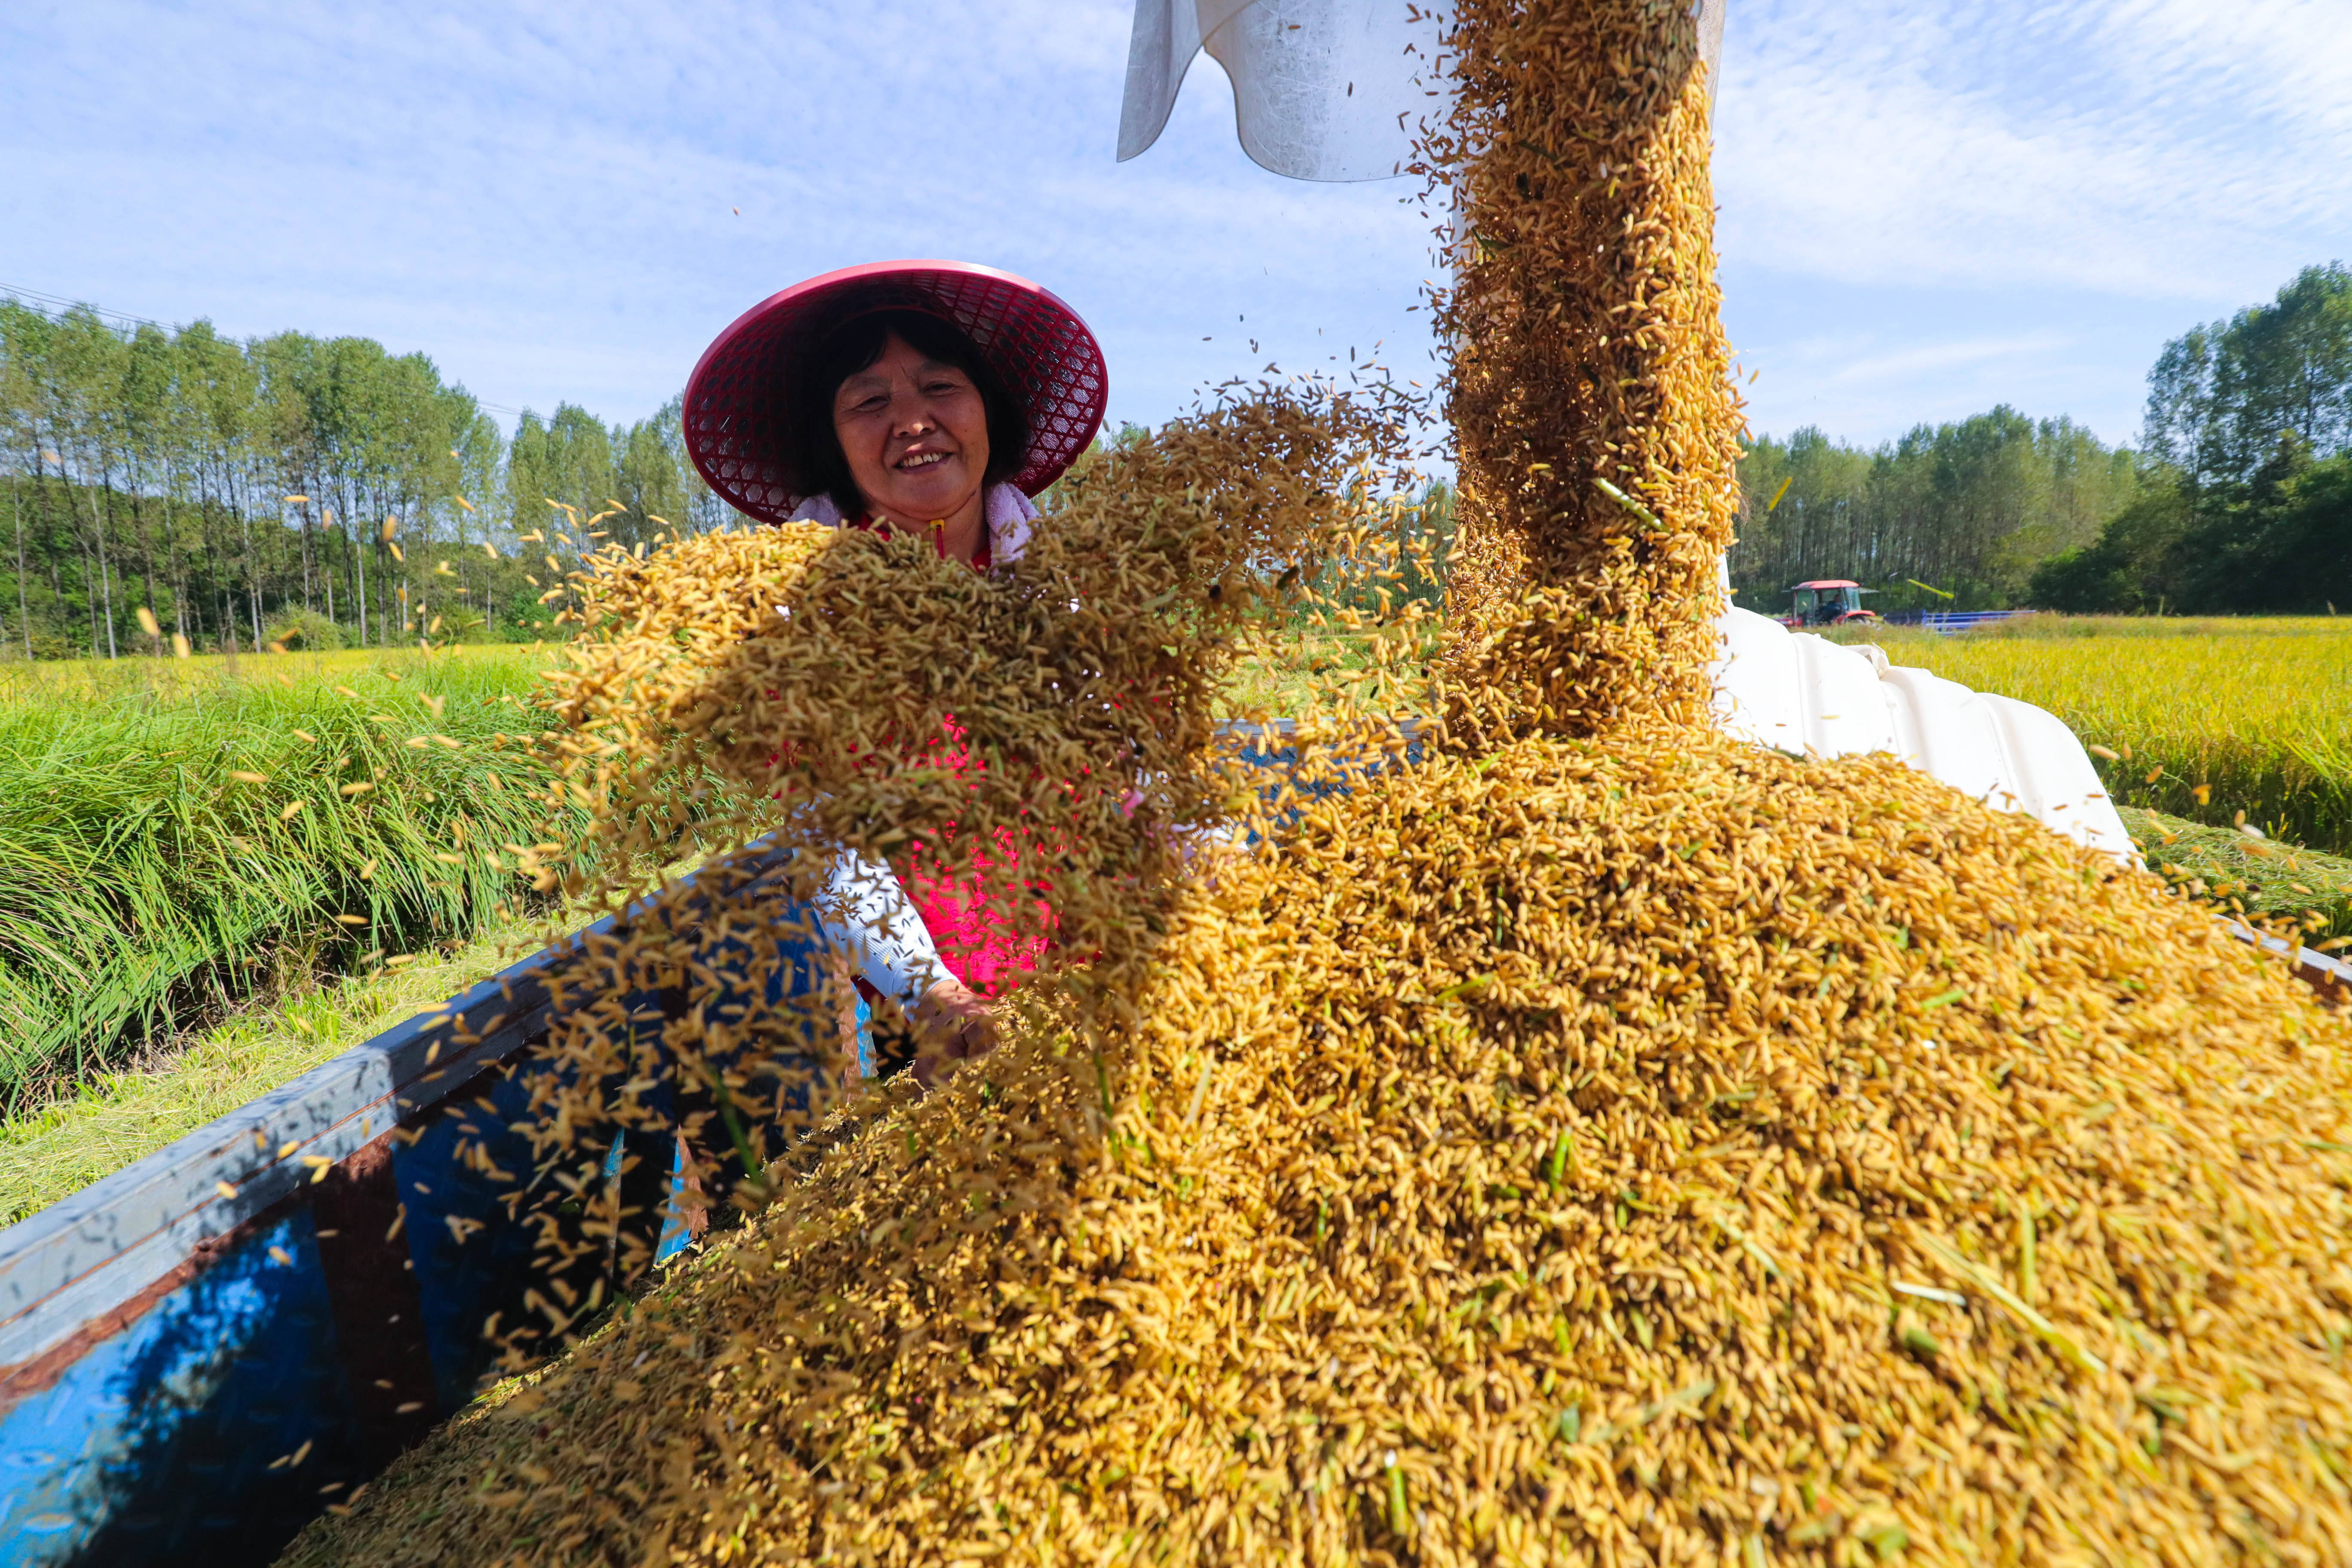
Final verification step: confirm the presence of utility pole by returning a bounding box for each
[83,457,118,659]
[10,471,29,659]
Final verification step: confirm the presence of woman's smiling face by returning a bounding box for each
[830,332,991,528]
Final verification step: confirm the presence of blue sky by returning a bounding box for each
[5,0,2347,453]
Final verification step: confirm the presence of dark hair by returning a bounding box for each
[789,308,1029,518]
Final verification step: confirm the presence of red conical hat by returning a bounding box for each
[682,260,1109,524]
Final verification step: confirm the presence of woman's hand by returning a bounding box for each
[909,976,998,1088]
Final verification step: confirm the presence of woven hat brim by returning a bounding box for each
[683,260,1109,526]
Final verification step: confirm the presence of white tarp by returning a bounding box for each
[1709,608,2134,862]
[1117,0,1727,182]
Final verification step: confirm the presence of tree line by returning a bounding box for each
[0,298,730,659]
[1729,410,2139,614]
[14,261,2347,655]
[2032,263,2352,615]
[1731,263,2352,618]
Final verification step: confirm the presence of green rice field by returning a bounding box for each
[0,644,567,1111]
[1832,614,2352,855]
[0,622,1393,1125]
[1222,625,1435,718]
[4,612,2348,1221]
[0,905,563,1224]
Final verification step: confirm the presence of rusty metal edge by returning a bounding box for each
[2224,917,2352,999]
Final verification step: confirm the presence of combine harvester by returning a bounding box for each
[3,5,2345,1564]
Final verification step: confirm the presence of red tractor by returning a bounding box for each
[1780,579,1881,630]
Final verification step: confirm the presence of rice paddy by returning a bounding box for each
[2120,805,2352,943]
[1225,626,1437,718]
[15,608,2328,1139]
[8,634,2344,1226]
[0,642,565,1110]
[0,900,563,1225]
[1832,615,2352,854]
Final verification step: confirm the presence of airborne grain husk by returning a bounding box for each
[471,379,1419,1323]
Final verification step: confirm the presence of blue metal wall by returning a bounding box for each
[0,1209,358,1565]
[0,847,849,1568]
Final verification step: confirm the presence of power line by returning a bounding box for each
[0,281,528,420]
[0,281,163,328]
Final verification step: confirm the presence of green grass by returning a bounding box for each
[1832,614,2352,855]
[1229,615,2352,944]
[0,903,570,1224]
[15,619,2352,1226]
[2119,805,2352,945]
[1222,625,1435,719]
[0,643,570,1111]
[0,622,1421,1218]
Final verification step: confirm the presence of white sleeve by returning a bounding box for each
[816,848,946,1007]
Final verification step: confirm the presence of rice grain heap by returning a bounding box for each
[287,735,2352,1567]
[282,1,2352,1564]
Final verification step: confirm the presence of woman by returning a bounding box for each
[683,260,1110,1076]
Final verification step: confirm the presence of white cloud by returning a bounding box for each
[1733,320,2103,435]
[1803,334,2077,391]
[1715,0,2352,303]
[2,0,1442,432]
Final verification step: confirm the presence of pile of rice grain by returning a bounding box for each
[282,1,2352,1563]
[287,734,2352,1566]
